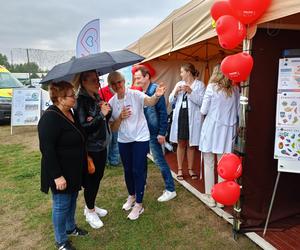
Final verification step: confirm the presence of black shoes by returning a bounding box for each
[56,240,76,250]
[66,226,88,236]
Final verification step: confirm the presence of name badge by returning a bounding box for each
[182,101,187,109]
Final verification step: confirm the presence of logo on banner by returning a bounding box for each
[76,19,100,58]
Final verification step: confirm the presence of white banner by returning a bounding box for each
[274,58,300,173]
[11,88,41,126]
[76,19,100,58]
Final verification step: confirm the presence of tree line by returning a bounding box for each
[0,53,46,77]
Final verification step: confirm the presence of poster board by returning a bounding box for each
[11,88,41,126]
[274,58,300,173]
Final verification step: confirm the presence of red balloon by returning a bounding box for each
[221,52,253,82]
[211,181,240,206]
[217,153,242,181]
[229,0,272,24]
[210,1,233,21]
[216,15,246,49]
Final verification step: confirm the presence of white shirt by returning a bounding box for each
[109,88,150,143]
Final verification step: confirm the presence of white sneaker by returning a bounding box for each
[84,206,108,217]
[157,190,177,202]
[85,211,104,229]
[122,195,135,211]
[202,194,216,207]
[127,204,144,220]
[217,202,225,208]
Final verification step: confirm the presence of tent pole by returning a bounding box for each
[233,37,253,239]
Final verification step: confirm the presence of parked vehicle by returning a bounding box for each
[0,65,23,121]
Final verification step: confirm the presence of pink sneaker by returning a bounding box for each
[122,195,135,211]
[127,204,144,220]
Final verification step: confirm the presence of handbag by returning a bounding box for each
[87,155,95,174]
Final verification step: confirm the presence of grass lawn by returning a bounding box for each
[0,125,259,250]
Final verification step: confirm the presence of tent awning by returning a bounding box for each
[127,0,300,61]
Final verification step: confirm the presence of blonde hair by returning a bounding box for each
[107,71,125,86]
[72,70,98,91]
[209,64,234,97]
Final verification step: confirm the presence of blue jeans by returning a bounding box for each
[52,192,78,244]
[150,135,175,192]
[108,131,120,165]
[118,141,149,203]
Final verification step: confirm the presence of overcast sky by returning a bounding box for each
[0,0,190,52]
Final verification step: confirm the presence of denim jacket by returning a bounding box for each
[144,83,168,137]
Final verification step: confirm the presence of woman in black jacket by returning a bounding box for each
[73,70,111,229]
[38,81,87,250]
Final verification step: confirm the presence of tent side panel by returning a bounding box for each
[241,28,300,229]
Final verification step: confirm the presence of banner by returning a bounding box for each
[76,19,100,58]
[11,88,41,126]
[274,58,300,173]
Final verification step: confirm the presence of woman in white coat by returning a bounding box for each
[169,63,206,180]
[199,64,240,206]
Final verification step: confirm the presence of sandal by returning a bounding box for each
[177,169,184,181]
[188,169,198,180]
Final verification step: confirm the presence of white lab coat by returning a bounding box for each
[169,79,206,146]
[199,83,240,154]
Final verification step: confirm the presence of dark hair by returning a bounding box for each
[136,66,151,79]
[49,81,74,104]
[181,63,199,77]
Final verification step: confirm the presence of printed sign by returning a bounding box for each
[275,58,300,172]
[11,88,41,126]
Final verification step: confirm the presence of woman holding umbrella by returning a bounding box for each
[73,70,111,229]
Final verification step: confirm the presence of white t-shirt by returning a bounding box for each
[109,88,150,143]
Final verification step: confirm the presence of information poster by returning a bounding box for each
[11,88,41,126]
[274,58,300,172]
[276,93,300,127]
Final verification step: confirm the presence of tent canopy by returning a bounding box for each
[127,0,300,62]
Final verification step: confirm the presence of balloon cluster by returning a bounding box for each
[211,153,242,206]
[211,0,272,83]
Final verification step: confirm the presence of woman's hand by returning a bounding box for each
[182,84,192,94]
[155,83,167,97]
[119,106,131,120]
[54,176,67,191]
[175,85,182,95]
[100,102,111,116]
[157,135,166,145]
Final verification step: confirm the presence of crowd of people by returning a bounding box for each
[38,63,239,250]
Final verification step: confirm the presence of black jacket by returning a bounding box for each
[74,88,111,152]
[38,105,87,194]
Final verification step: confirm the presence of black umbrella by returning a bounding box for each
[40,50,144,84]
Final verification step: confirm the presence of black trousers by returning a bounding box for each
[84,149,107,209]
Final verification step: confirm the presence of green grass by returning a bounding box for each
[0,127,259,250]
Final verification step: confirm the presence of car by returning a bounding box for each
[0,65,24,122]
